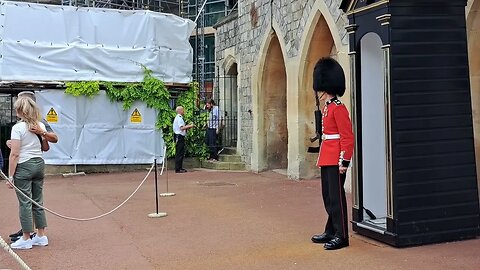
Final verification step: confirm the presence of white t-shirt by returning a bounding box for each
[173,114,186,136]
[10,121,45,163]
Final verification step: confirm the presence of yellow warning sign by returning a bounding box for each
[130,108,142,123]
[46,107,58,123]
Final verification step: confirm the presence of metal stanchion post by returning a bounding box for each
[160,155,176,197]
[148,159,167,218]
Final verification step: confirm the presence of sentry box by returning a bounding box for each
[340,0,480,247]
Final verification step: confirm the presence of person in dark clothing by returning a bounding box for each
[205,99,220,161]
[173,106,194,173]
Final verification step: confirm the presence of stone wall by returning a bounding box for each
[0,96,13,124]
[274,0,348,58]
[215,0,347,170]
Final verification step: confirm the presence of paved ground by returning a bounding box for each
[1,169,479,270]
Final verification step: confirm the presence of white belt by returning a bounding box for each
[322,134,340,140]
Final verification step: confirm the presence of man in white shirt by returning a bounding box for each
[173,106,194,173]
[205,99,220,161]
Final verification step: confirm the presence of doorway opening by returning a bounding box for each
[217,62,238,148]
[359,32,388,230]
[261,34,288,169]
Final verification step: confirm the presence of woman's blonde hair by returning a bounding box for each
[14,96,41,129]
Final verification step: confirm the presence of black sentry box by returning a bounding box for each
[340,0,480,247]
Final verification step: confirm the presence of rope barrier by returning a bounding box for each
[1,163,155,221]
[0,236,32,270]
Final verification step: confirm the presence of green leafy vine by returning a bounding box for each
[65,81,100,98]
[176,82,209,159]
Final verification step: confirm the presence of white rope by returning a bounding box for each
[1,163,155,221]
[0,236,32,270]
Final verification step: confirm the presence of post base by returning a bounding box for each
[160,192,176,197]
[147,212,168,218]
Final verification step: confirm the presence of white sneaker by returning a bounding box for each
[31,235,48,246]
[10,237,33,249]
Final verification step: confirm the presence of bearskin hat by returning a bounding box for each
[312,57,346,97]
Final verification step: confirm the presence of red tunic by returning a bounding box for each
[316,97,354,167]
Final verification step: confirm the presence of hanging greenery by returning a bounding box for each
[176,82,209,159]
[65,81,100,98]
[64,69,207,159]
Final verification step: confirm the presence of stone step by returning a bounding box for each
[219,147,237,155]
[201,160,246,171]
[219,154,242,163]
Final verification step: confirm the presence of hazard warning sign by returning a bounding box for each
[130,108,142,123]
[46,107,58,123]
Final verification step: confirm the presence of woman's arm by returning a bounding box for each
[43,132,58,143]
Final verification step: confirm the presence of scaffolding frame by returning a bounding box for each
[182,0,237,100]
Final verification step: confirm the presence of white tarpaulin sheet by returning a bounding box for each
[36,90,164,165]
[0,1,195,83]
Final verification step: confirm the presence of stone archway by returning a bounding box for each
[261,33,288,170]
[467,0,480,195]
[300,15,336,178]
[223,62,238,148]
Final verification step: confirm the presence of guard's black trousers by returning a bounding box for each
[321,165,349,239]
[174,134,185,171]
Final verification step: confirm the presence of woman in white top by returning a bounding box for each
[7,96,49,249]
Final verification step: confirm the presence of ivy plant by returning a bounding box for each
[176,82,209,159]
[65,81,100,98]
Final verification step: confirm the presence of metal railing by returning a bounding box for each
[213,75,237,148]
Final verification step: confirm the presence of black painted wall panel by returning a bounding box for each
[395,116,473,131]
[393,92,469,106]
[397,228,477,247]
[396,178,478,196]
[392,54,469,68]
[396,140,474,156]
[395,151,475,170]
[397,204,480,224]
[391,79,469,92]
[395,128,474,144]
[394,103,472,118]
[396,164,476,183]
[393,42,469,55]
[396,190,478,210]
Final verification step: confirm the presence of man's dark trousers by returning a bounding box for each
[206,128,218,160]
[175,134,185,171]
[321,166,348,239]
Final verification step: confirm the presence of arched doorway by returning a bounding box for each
[468,0,480,196]
[222,62,238,148]
[262,34,288,169]
[302,15,335,178]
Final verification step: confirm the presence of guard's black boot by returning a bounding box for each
[311,233,334,244]
[324,236,349,250]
